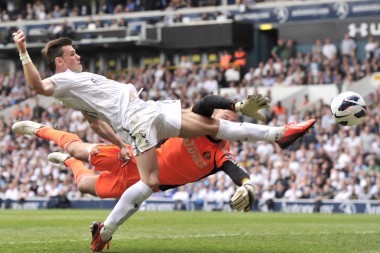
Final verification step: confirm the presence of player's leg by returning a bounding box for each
[97,100,161,246]
[179,109,282,140]
[99,148,156,242]
[50,144,139,199]
[12,121,89,161]
[48,152,98,196]
[179,110,316,149]
[178,94,315,149]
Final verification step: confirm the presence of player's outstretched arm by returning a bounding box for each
[191,95,235,117]
[82,112,131,162]
[219,160,255,212]
[191,94,270,121]
[12,30,55,96]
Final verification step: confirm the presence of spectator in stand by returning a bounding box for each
[87,16,97,30]
[312,38,323,62]
[300,94,310,108]
[262,69,276,87]
[172,186,190,210]
[33,0,46,20]
[371,135,380,161]
[283,182,302,200]
[25,3,34,20]
[322,37,337,61]
[201,12,210,21]
[57,20,74,38]
[283,67,295,86]
[273,101,287,116]
[243,67,255,86]
[340,33,356,58]
[118,17,128,27]
[79,4,90,16]
[273,73,285,86]
[179,55,193,74]
[173,13,184,23]
[224,65,240,85]
[292,66,305,85]
[373,40,380,60]
[51,5,62,19]
[220,50,232,71]
[12,104,24,120]
[214,11,227,22]
[214,183,233,210]
[271,38,285,61]
[282,39,296,63]
[200,75,218,95]
[233,47,247,78]
[109,19,119,28]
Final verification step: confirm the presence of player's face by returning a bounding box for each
[214,110,237,122]
[59,45,82,73]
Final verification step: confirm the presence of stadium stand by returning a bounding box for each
[0,0,380,212]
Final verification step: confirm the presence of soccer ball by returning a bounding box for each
[330,91,366,126]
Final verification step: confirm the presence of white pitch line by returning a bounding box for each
[1,231,379,245]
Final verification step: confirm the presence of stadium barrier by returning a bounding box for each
[2,197,380,215]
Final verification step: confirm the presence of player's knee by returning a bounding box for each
[67,145,88,161]
[144,177,159,192]
[77,180,92,195]
[77,181,87,194]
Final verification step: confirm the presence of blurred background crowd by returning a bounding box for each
[0,0,380,211]
[0,0,324,22]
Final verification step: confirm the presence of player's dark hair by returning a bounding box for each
[41,37,73,73]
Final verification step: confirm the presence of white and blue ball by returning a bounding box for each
[330,91,366,126]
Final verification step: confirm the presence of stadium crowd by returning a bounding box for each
[0,27,380,211]
[0,0,317,22]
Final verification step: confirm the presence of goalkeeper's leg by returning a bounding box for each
[12,120,90,161]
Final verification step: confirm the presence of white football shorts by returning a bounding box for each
[122,99,181,155]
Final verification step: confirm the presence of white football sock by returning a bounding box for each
[216,119,285,142]
[101,180,153,241]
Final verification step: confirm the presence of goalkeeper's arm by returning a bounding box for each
[191,94,270,121]
[219,160,255,212]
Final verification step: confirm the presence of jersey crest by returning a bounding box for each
[202,151,211,160]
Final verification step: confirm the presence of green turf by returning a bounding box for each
[0,210,379,253]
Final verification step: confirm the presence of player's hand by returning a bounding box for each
[119,146,131,167]
[235,93,270,122]
[230,180,255,212]
[12,30,27,53]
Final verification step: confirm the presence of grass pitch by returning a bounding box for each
[0,210,379,253]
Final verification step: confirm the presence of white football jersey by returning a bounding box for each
[49,70,135,133]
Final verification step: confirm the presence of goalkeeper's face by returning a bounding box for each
[214,110,237,122]
[58,45,83,73]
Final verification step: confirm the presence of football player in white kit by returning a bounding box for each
[13,30,316,251]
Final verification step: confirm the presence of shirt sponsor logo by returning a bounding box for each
[183,139,207,169]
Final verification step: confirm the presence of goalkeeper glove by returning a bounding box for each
[230,180,255,212]
[234,93,270,122]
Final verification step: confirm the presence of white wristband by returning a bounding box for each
[19,52,32,65]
